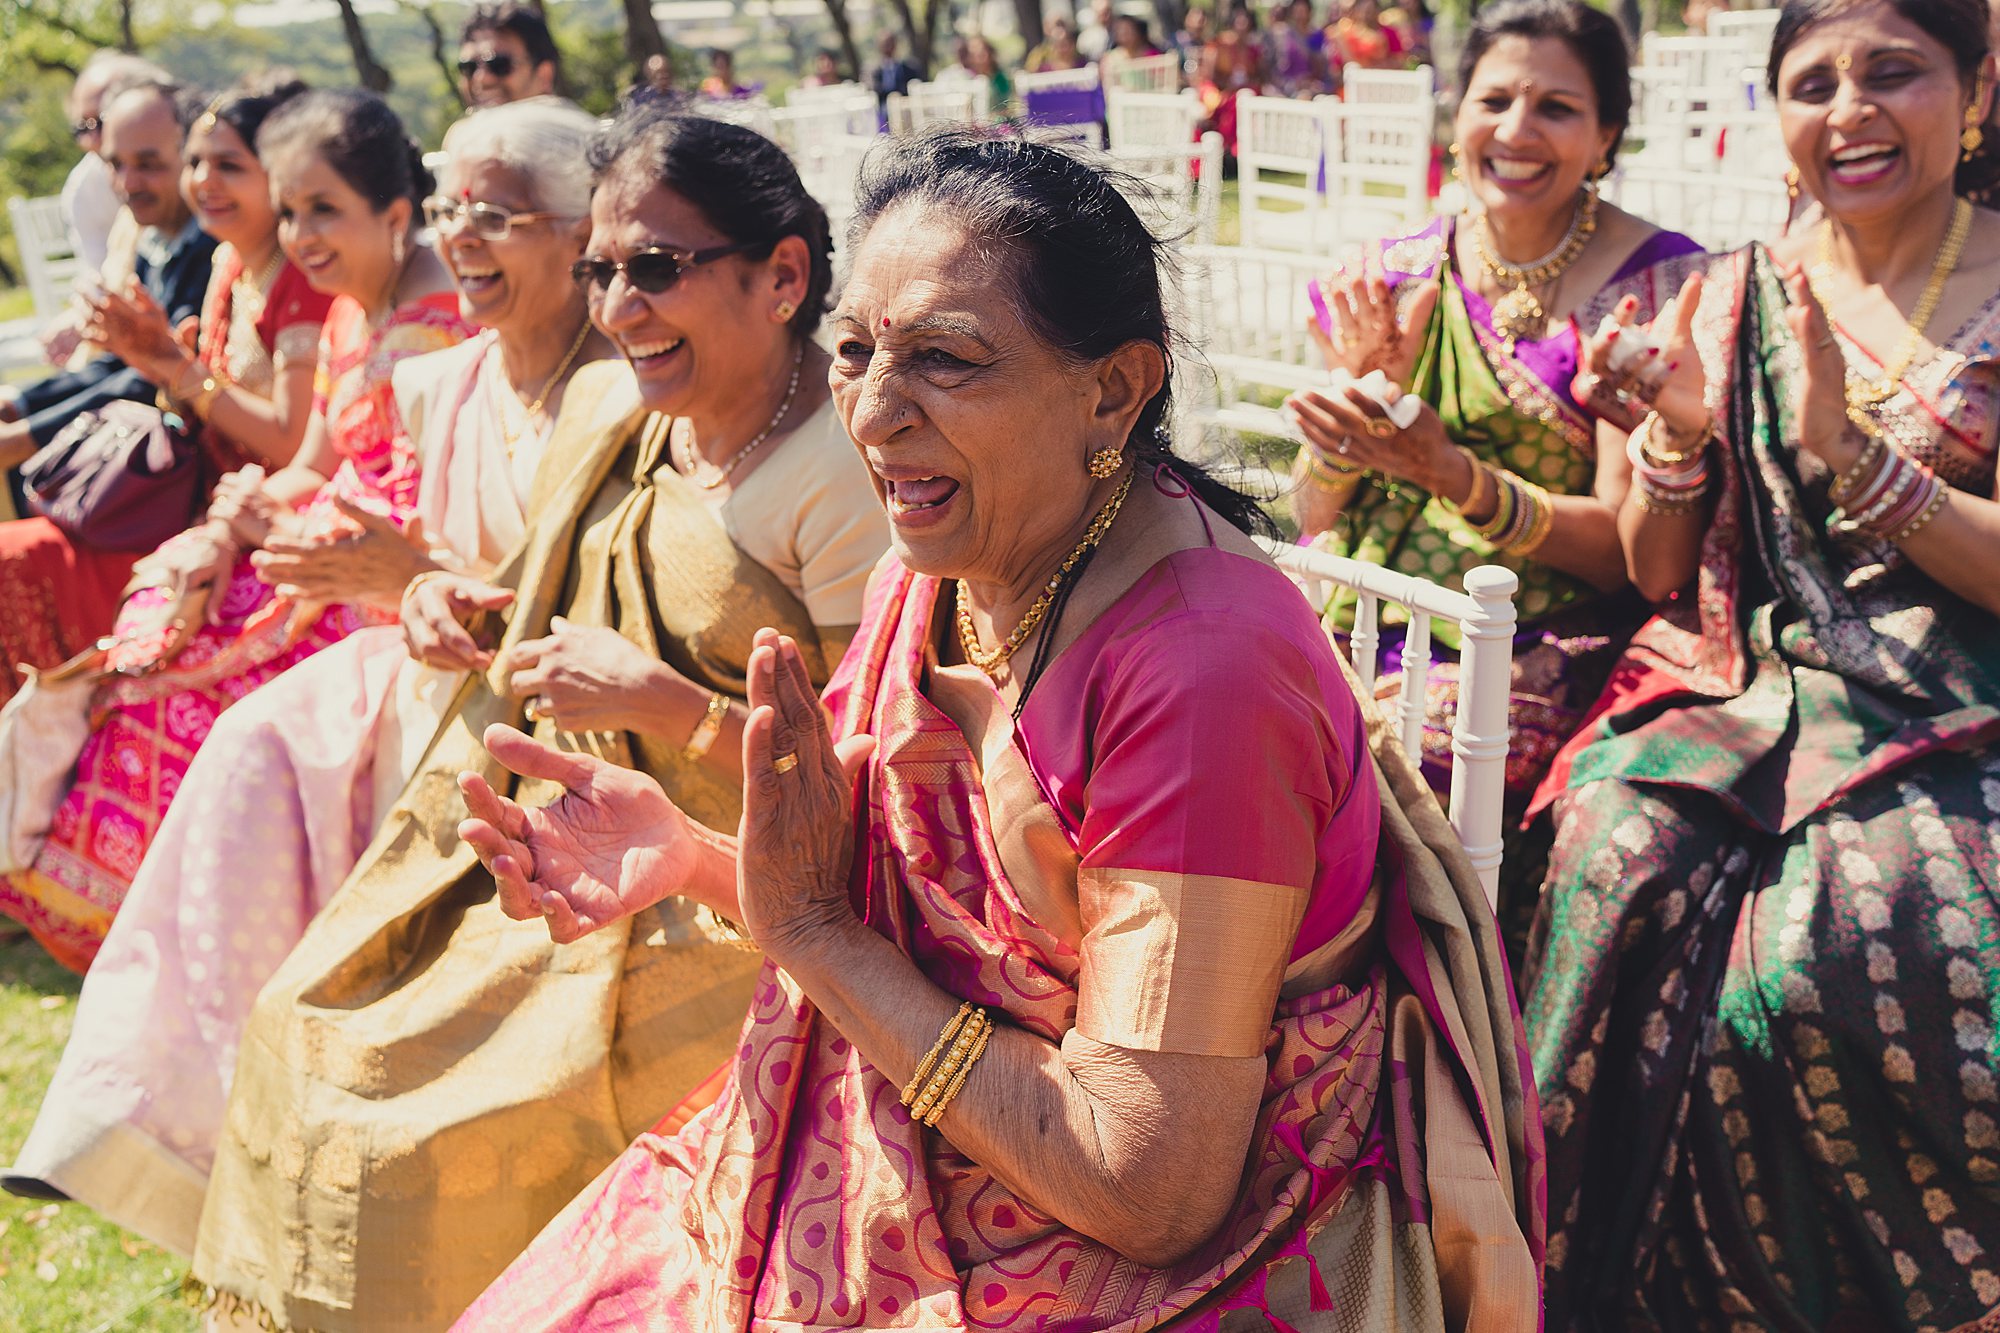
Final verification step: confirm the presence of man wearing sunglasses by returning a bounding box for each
[458,1,562,108]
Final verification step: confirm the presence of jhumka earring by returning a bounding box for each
[1087,447,1123,479]
[1964,94,1987,162]
[1447,141,1462,183]
[1786,165,1801,200]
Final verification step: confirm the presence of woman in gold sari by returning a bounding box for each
[186,111,889,1330]
[452,129,1539,1332]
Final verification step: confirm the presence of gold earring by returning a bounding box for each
[1785,165,1801,200]
[391,229,406,268]
[775,299,797,322]
[1964,97,1986,161]
[1448,140,1462,182]
[1087,447,1122,479]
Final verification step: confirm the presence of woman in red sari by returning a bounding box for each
[0,89,473,971]
[452,130,1540,1331]
[0,81,333,708]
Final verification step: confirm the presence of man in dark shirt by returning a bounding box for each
[0,80,218,508]
[870,30,923,110]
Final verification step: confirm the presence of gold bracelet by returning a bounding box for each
[1510,476,1557,556]
[680,690,731,763]
[908,1008,990,1123]
[900,1002,975,1106]
[1441,447,1495,518]
[400,568,457,615]
[922,1019,993,1126]
[1638,412,1713,467]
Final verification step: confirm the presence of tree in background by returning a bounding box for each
[619,0,670,69]
[814,0,865,81]
[331,0,393,91]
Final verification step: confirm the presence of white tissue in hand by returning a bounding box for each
[1354,370,1423,430]
[1598,315,1662,376]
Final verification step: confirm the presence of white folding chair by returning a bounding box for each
[1601,158,1789,249]
[1109,130,1223,244]
[1234,91,1328,253]
[1340,64,1435,107]
[694,95,778,138]
[889,81,978,132]
[8,196,81,325]
[1260,538,1520,906]
[1104,88,1201,150]
[1104,52,1181,93]
[912,73,990,122]
[780,83,878,136]
[1017,65,1105,138]
[1169,242,1327,493]
[1318,96,1432,248]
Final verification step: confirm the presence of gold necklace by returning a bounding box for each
[1470,188,1599,353]
[1811,197,1973,410]
[488,319,592,454]
[520,318,594,419]
[956,468,1134,678]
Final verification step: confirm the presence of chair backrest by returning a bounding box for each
[1259,538,1519,906]
[787,80,870,105]
[1601,157,1789,249]
[777,86,877,137]
[8,195,80,325]
[1169,241,1326,493]
[1109,130,1223,245]
[1106,51,1181,93]
[1104,88,1202,150]
[693,95,777,137]
[1018,66,1106,128]
[1318,96,1432,248]
[1233,90,1327,253]
[1340,64,1435,106]
[1706,8,1780,48]
[1640,30,1761,109]
[906,77,984,124]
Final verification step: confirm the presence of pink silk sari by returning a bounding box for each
[0,292,474,972]
[460,548,1543,1331]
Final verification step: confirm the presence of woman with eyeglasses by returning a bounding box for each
[2,99,609,1258]
[185,109,888,1331]
[0,89,473,974]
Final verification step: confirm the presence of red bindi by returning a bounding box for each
[882,316,892,329]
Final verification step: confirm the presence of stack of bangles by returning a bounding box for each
[1828,419,1952,542]
[900,1001,994,1128]
[1299,443,1364,493]
[1626,413,1713,516]
[1453,449,1556,556]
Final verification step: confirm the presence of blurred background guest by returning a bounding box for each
[457,0,562,108]
[1026,14,1091,71]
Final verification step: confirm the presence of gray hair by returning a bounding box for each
[439,98,598,218]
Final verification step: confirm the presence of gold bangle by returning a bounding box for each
[922,1019,993,1126]
[1441,447,1495,517]
[908,1008,990,1122]
[680,690,731,763]
[400,568,456,614]
[900,1002,975,1106]
[1509,477,1557,555]
[1638,412,1713,468]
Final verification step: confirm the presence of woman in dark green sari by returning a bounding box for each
[1288,0,1699,919]
[1526,0,2000,1326]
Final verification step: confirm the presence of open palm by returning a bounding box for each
[459,724,696,942]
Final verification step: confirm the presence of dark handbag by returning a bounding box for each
[22,399,209,551]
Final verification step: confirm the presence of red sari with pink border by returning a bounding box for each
[458,538,1543,1331]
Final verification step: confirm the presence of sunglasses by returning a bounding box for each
[71,116,101,139]
[570,242,762,296]
[423,195,565,239]
[457,53,517,79]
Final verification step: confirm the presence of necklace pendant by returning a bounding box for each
[1491,285,1543,346]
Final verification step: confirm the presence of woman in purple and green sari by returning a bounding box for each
[1288,0,1700,919]
[1525,0,2000,1325]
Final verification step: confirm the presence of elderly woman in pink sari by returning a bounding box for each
[452,130,1541,1331]
[0,100,611,1247]
[0,89,474,972]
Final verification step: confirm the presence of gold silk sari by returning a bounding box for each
[189,360,828,1331]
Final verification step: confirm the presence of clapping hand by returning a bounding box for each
[1310,260,1440,387]
[500,617,664,733]
[459,725,698,943]
[1573,272,1709,443]
[403,572,514,671]
[1778,262,1855,469]
[250,495,433,609]
[84,278,196,384]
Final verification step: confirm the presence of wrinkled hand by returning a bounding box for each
[459,724,696,942]
[736,628,876,957]
[207,466,278,548]
[1575,272,1709,444]
[403,572,514,671]
[1313,263,1439,385]
[1779,261,1856,469]
[124,523,236,634]
[82,279,185,382]
[1284,378,1464,498]
[249,495,432,609]
[500,617,665,733]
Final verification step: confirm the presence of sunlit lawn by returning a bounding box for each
[0,935,196,1332]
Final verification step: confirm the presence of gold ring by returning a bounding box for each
[1366,418,1396,439]
[771,752,800,775]
[524,696,552,724]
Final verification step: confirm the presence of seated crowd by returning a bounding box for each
[1,0,1997,1328]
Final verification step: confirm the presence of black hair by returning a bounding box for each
[256,88,433,213]
[460,0,562,73]
[1458,0,1633,167]
[1767,0,1997,198]
[587,108,835,338]
[202,77,310,158]
[849,127,1275,541]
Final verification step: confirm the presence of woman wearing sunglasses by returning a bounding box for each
[186,109,889,1331]
[3,99,610,1260]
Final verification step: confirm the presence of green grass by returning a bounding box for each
[0,935,196,1333]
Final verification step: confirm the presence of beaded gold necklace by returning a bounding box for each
[1470,188,1599,353]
